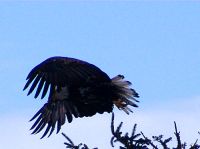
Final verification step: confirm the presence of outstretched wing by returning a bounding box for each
[24,56,111,138]
[23,56,110,99]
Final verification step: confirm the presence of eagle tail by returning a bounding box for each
[111,75,139,114]
[29,100,79,139]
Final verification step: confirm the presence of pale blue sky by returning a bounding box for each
[0,1,200,149]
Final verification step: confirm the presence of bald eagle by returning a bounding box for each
[24,56,139,138]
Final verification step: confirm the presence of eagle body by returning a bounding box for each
[24,56,139,138]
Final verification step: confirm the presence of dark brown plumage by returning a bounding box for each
[24,56,139,138]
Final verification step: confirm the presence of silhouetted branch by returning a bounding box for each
[110,112,151,149]
[62,113,200,149]
[152,135,171,149]
[174,121,182,149]
[62,133,97,149]
[110,113,200,149]
[141,132,158,149]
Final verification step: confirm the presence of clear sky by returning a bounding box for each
[0,1,200,149]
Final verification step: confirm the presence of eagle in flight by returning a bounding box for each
[24,56,139,139]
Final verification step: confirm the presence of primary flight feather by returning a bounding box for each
[24,56,139,138]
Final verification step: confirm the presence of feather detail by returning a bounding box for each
[29,101,78,138]
[112,75,139,114]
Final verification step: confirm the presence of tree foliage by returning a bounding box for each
[62,113,199,149]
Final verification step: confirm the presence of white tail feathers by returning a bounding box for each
[112,75,139,114]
